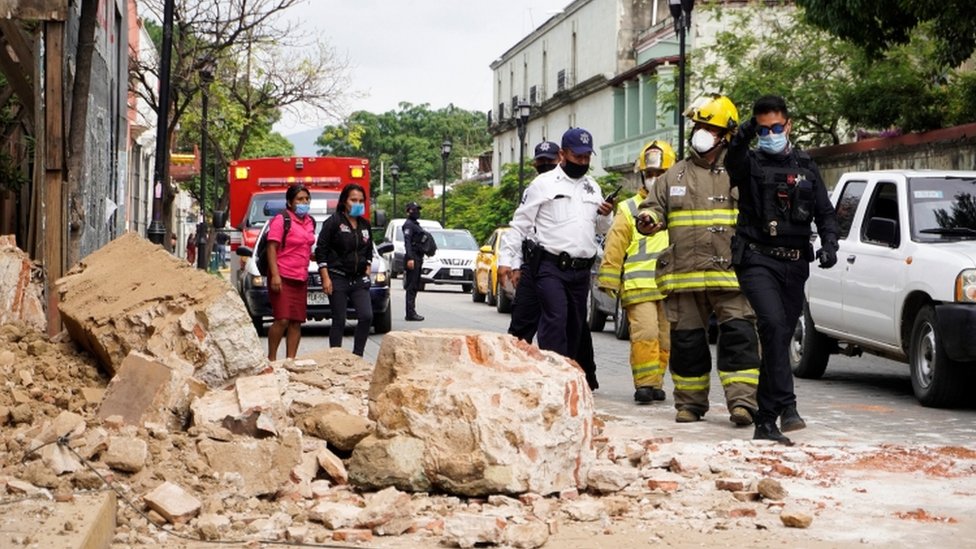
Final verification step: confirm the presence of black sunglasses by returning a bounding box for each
[757,123,787,136]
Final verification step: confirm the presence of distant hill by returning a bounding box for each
[284,127,322,157]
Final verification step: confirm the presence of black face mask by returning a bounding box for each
[562,160,589,179]
[407,211,420,220]
[535,163,557,174]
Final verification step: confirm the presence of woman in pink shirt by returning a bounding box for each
[266,184,316,361]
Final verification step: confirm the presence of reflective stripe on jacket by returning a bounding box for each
[638,153,741,294]
[597,192,669,306]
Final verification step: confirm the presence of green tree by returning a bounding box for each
[694,3,976,139]
[693,3,857,146]
[316,103,491,198]
[797,0,976,68]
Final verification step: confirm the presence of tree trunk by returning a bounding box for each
[65,0,99,267]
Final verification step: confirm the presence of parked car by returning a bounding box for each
[587,240,629,339]
[795,170,976,407]
[415,228,478,293]
[236,220,394,335]
[383,218,443,278]
[473,227,516,313]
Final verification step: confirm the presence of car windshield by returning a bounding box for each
[909,176,976,241]
[244,191,338,227]
[429,230,479,250]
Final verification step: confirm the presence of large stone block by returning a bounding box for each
[350,330,595,496]
[56,233,266,387]
[97,351,206,430]
[197,428,303,497]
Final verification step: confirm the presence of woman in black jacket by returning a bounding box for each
[314,184,374,356]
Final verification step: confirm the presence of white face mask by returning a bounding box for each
[643,175,657,193]
[691,128,717,154]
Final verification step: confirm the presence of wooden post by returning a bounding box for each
[43,20,64,336]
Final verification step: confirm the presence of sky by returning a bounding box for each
[272,0,571,136]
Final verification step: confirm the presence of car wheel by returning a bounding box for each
[462,283,473,294]
[472,283,486,303]
[790,303,834,379]
[496,284,513,313]
[587,291,607,332]
[373,305,392,334]
[487,281,498,306]
[909,305,967,407]
[613,296,629,340]
[251,316,266,337]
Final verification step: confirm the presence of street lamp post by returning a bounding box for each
[196,60,215,269]
[669,0,694,159]
[390,163,400,217]
[146,0,176,245]
[515,101,531,199]
[440,139,452,227]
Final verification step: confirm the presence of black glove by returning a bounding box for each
[816,235,838,269]
[738,116,758,142]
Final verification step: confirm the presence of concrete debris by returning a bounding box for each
[55,233,266,386]
[757,478,788,501]
[103,437,148,473]
[0,236,46,332]
[779,508,814,528]
[1,286,973,549]
[143,481,201,524]
[443,513,506,548]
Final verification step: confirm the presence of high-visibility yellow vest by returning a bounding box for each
[599,194,669,306]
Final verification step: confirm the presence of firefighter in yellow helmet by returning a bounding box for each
[635,95,760,425]
[597,141,675,403]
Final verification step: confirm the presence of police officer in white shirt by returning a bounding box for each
[498,127,614,360]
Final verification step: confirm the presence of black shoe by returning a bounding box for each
[405,314,425,321]
[585,373,599,391]
[753,420,793,446]
[634,387,655,404]
[780,404,807,432]
[652,387,666,401]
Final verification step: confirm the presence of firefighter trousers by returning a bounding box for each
[664,290,760,416]
[625,300,670,389]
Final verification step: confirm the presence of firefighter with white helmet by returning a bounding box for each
[635,95,760,425]
[597,140,675,403]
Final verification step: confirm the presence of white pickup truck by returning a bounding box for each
[792,170,976,408]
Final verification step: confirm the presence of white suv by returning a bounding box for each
[417,229,479,293]
[794,170,976,407]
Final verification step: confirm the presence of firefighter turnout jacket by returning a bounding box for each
[638,151,739,293]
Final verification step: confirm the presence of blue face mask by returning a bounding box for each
[349,203,365,217]
[758,133,788,155]
[294,203,310,217]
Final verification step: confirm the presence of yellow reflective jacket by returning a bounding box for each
[638,151,740,294]
[597,190,669,306]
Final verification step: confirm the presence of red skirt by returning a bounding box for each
[269,277,307,322]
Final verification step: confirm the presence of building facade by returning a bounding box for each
[489,0,788,189]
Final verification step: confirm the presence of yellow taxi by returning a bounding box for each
[473,227,514,313]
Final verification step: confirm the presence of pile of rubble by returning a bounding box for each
[2,234,975,548]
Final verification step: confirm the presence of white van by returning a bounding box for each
[384,217,443,278]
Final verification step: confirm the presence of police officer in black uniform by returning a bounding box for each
[726,95,839,445]
[402,202,426,321]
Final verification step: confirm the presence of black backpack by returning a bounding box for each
[419,230,437,257]
[255,213,315,275]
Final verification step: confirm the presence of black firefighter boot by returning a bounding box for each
[753,412,793,446]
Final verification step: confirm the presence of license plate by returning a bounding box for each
[450,268,463,277]
[307,292,328,305]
